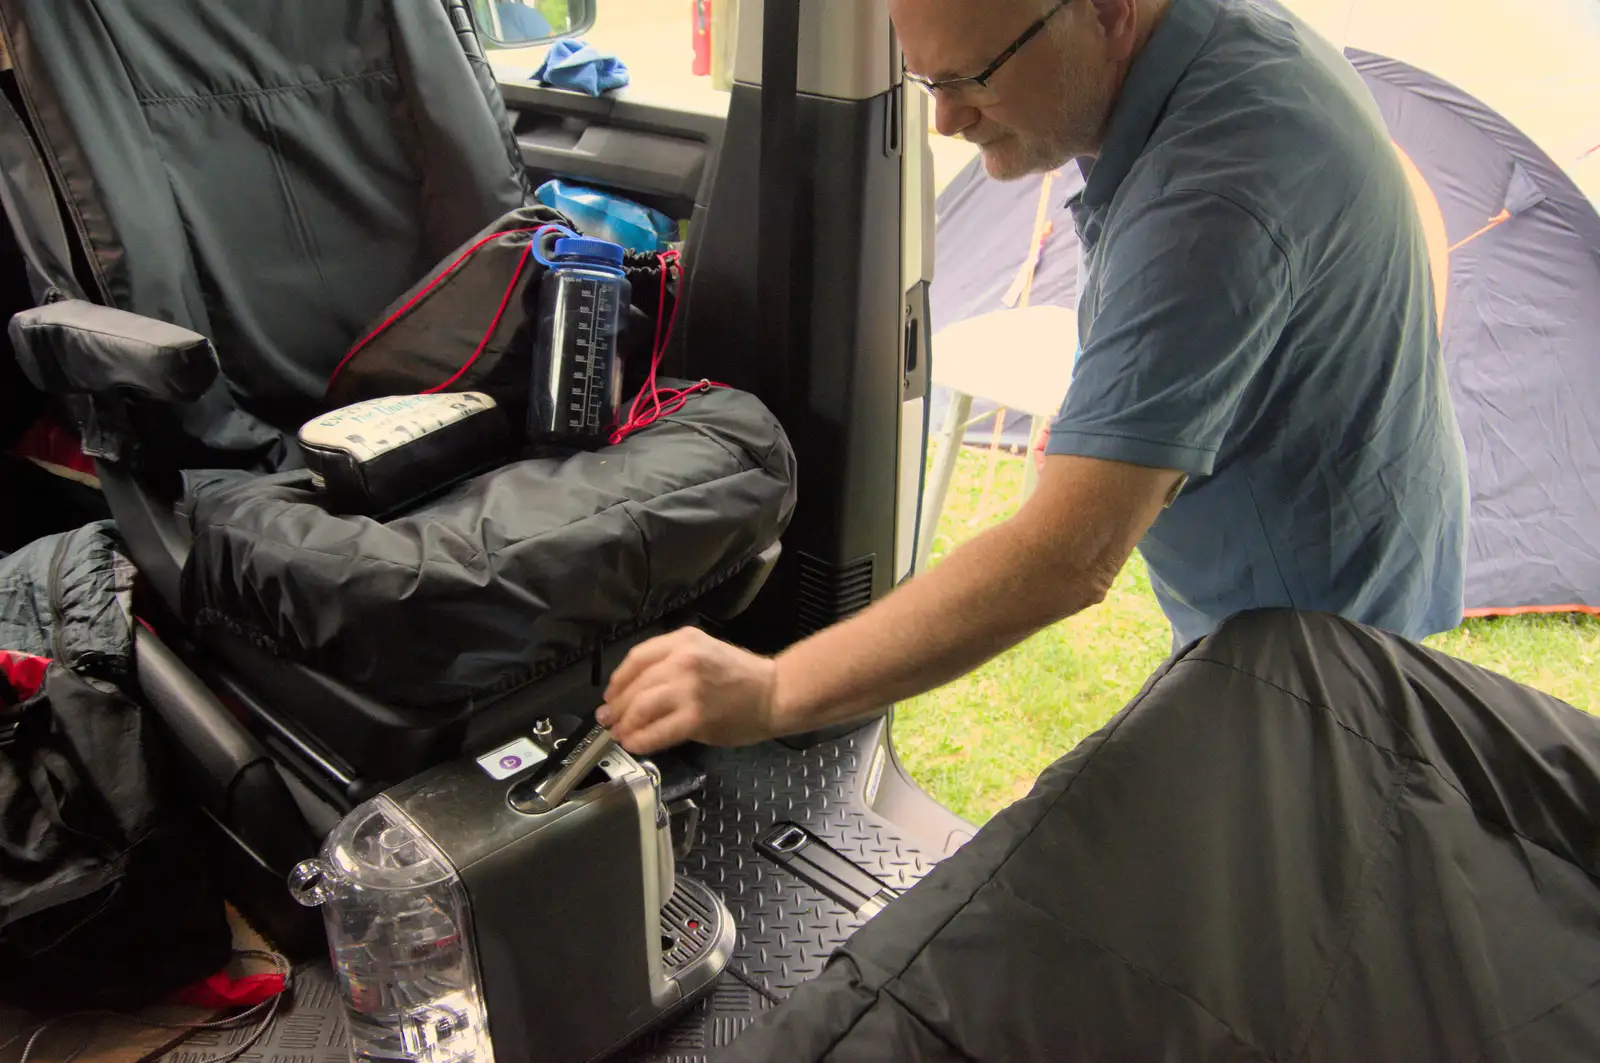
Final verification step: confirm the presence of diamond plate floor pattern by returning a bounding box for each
[161,724,941,1063]
[618,723,942,1061]
[158,964,348,1063]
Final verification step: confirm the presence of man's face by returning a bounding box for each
[892,0,1130,180]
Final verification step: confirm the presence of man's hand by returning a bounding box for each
[597,627,780,755]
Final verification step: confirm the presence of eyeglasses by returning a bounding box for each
[904,0,1070,108]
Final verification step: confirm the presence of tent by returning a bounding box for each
[927,162,1082,454]
[1346,48,1600,617]
[927,3,1600,617]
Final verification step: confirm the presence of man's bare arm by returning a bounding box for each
[599,453,1182,754]
[767,453,1184,733]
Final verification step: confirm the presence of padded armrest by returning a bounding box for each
[9,299,218,403]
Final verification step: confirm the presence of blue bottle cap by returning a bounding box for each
[553,236,626,268]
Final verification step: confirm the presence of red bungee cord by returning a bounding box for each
[609,249,726,445]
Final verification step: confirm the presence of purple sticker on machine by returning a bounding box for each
[477,737,547,780]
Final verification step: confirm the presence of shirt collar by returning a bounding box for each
[1077,0,1221,210]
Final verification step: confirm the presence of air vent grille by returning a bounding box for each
[795,553,876,636]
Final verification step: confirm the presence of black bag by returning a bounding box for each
[323,204,677,423]
[0,528,232,1013]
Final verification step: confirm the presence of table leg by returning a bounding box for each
[915,391,972,574]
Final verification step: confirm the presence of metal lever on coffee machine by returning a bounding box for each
[639,760,670,830]
[638,758,678,906]
[511,722,616,814]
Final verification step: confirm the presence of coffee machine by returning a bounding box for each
[291,719,734,1062]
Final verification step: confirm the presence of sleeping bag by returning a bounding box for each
[720,609,1600,1062]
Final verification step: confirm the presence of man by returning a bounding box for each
[596,0,1469,755]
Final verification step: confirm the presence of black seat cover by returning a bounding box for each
[0,0,529,458]
[182,384,796,710]
[0,0,794,746]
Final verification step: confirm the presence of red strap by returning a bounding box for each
[609,250,727,445]
[325,224,557,392]
[0,651,51,701]
[172,969,288,1009]
[8,409,97,480]
[425,242,534,394]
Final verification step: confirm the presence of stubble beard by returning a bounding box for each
[974,49,1110,181]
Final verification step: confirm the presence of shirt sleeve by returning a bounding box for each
[1046,188,1292,478]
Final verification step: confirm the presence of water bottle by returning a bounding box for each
[526,232,632,446]
[290,797,495,1063]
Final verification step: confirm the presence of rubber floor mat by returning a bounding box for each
[156,720,948,1062]
[619,719,945,1061]
[155,964,348,1063]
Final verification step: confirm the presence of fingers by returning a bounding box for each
[609,684,697,754]
[604,626,699,702]
[615,711,700,757]
[603,680,683,744]
[595,626,771,756]
[605,678,707,756]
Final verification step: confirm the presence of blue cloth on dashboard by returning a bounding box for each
[533,39,630,96]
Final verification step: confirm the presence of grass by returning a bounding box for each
[894,444,1600,826]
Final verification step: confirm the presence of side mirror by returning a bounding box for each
[469,0,597,49]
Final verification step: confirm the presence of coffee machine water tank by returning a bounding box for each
[289,727,734,1063]
[290,796,494,1063]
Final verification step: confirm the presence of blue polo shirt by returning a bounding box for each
[1046,0,1469,645]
